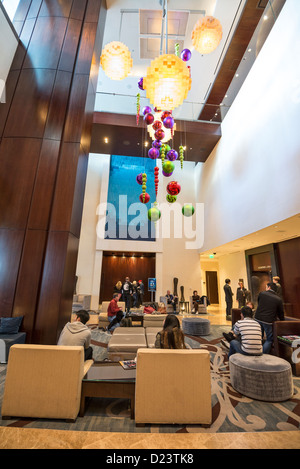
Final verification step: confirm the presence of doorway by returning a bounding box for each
[205,271,219,304]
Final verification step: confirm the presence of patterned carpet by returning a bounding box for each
[0,325,300,434]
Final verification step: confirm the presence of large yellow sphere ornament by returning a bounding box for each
[143,54,192,111]
[192,16,223,55]
[100,41,133,80]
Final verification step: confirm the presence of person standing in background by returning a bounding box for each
[122,277,133,313]
[224,279,233,320]
[236,281,247,308]
[273,276,283,300]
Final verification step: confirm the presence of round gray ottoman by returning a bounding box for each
[182,317,210,336]
[229,354,293,402]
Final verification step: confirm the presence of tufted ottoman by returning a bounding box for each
[182,317,211,336]
[229,354,293,402]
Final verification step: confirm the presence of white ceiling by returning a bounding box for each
[95,0,247,121]
[200,214,300,259]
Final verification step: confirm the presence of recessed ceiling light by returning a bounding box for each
[104,137,109,143]
[264,15,268,21]
[235,73,239,78]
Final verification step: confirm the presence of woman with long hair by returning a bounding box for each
[154,314,187,349]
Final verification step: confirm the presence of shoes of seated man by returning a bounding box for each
[221,338,230,350]
[223,332,235,342]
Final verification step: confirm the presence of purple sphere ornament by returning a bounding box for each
[142,106,152,115]
[138,77,144,90]
[136,173,143,185]
[181,48,192,61]
[162,170,173,177]
[152,140,162,149]
[163,116,175,129]
[144,113,154,125]
[166,149,178,161]
[148,147,159,160]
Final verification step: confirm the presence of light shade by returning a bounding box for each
[143,54,191,111]
[192,16,223,55]
[100,41,133,80]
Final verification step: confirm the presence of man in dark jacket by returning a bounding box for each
[255,282,284,353]
[224,279,233,320]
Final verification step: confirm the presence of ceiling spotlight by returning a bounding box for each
[104,137,109,143]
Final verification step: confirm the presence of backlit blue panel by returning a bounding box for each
[105,155,156,241]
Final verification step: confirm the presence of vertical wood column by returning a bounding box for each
[0,0,106,344]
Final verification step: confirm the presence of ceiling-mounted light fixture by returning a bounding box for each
[192,16,223,55]
[143,0,192,111]
[100,41,133,80]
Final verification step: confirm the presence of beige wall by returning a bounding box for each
[0,7,18,102]
[196,0,300,254]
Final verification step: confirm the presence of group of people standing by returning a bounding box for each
[222,277,285,358]
[113,277,144,313]
[224,279,252,319]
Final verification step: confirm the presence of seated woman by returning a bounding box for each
[154,314,190,349]
[192,290,201,313]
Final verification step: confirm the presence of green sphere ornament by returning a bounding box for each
[162,160,175,174]
[148,206,161,222]
[166,194,177,203]
[182,203,195,217]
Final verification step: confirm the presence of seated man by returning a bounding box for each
[227,306,263,358]
[192,290,201,313]
[107,293,125,332]
[57,309,93,360]
[165,290,178,313]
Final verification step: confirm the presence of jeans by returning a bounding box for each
[108,312,125,332]
[228,340,263,358]
[256,320,273,354]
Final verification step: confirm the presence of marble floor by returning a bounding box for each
[2,306,299,450]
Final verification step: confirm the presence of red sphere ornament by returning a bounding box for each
[139,192,150,203]
[144,113,154,125]
[152,120,162,131]
[161,111,171,120]
[154,128,165,141]
[167,181,181,196]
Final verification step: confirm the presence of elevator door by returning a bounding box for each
[206,271,219,304]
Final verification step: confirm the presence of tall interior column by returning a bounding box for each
[0,0,106,344]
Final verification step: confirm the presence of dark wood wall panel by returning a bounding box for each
[100,255,156,304]
[0,0,107,345]
[276,238,300,319]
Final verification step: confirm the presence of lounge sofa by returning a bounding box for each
[135,348,212,425]
[98,301,167,330]
[1,345,93,422]
[98,301,126,329]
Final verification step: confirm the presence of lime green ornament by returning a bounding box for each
[166,194,177,203]
[160,144,166,165]
[162,160,175,174]
[182,203,195,217]
[148,206,161,222]
[142,173,147,203]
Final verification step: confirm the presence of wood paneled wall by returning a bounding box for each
[276,238,300,319]
[100,254,156,304]
[0,0,106,344]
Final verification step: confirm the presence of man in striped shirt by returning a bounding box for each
[228,306,263,358]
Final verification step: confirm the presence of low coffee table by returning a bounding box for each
[128,312,144,327]
[80,362,136,418]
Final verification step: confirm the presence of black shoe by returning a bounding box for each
[223,332,235,342]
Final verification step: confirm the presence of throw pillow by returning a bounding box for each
[0,316,24,334]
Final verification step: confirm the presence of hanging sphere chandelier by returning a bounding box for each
[192,16,223,55]
[100,41,133,80]
[143,54,191,111]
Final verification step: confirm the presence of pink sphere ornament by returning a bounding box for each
[144,113,154,125]
[181,48,192,61]
[148,147,160,159]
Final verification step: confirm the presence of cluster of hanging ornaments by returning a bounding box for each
[135,45,195,220]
